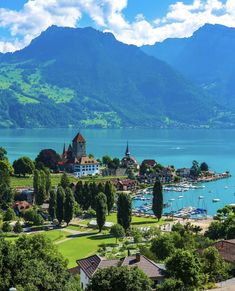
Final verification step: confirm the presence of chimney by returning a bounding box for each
[136,253,141,262]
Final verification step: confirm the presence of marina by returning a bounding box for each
[132,178,235,218]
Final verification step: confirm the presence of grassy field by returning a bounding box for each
[57,231,116,268]
[11,174,78,188]
[79,213,166,228]
[11,174,127,188]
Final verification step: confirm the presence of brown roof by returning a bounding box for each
[68,266,80,275]
[121,255,165,279]
[77,255,119,278]
[79,157,99,165]
[142,160,156,167]
[77,254,165,279]
[77,255,101,278]
[214,240,235,263]
[73,132,86,143]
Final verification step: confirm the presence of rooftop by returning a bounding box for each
[73,132,86,143]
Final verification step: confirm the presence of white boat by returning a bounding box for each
[198,196,204,199]
[178,196,184,199]
[212,198,220,202]
[169,198,175,201]
[224,186,229,189]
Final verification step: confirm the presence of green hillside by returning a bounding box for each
[0,26,233,128]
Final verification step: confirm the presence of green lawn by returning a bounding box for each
[11,174,127,188]
[11,174,78,188]
[57,231,116,268]
[81,213,166,228]
[42,230,69,242]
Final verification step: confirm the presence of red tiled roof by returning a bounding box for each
[73,132,86,143]
[77,255,101,278]
[142,160,156,167]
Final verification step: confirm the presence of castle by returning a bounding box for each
[59,132,100,177]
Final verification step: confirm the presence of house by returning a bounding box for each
[138,168,174,184]
[176,168,191,178]
[13,201,31,214]
[75,253,166,290]
[213,239,235,263]
[113,179,138,191]
[59,132,100,177]
[121,142,139,170]
[141,159,157,168]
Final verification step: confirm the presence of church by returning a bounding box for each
[59,132,100,177]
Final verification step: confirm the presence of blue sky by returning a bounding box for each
[0,0,233,52]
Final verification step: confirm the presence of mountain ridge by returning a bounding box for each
[0,25,232,129]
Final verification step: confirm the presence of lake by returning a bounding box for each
[0,128,235,215]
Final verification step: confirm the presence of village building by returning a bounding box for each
[121,142,139,169]
[138,167,174,184]
[74,254,166,290]
[58,132,100,177]
[113,178,138,191]
[141,159,157,168]
[176,168,191,178]
[213,239,235,263]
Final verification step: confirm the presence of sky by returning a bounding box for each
[0,0,234,53]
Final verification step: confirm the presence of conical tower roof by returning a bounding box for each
[72,132,86,143]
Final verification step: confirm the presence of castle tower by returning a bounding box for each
[72,132,86,159]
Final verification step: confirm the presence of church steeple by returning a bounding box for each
[63,143,66,155]
[125,141,130,157]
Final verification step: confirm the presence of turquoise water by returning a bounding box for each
[0,128,235,215]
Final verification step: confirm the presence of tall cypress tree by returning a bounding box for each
[33,169,41,204]
[83,182,91,210]
[104,181,115,215]
[48,190,57,221]
[90,182,98,210]
[40,170,46,191]
[36,184,46,205]
[44,168,51,198]
[96,192,107,232]
[64,187,75,226]
[74,181,84,207]
[117,192,132,232]
[56,186,65,225]
[152,179,163,221]
[60,172,70,189]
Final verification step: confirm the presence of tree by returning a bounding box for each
[152,179,163,221]
[23,208,44,225]
[0,146,7,161]
[151,235,175,260]
[166,249,203,289]
[33,169,41,204]
[13,156,35,177]
[104,181,115,215]
[83,182,92,210]
[0,160,11,187]
[56,186,65,225]
[35,149,61,170]
[0,234,78,290]
[3,208,16,221]
[110,224,125,243]
[74,181,84,207]
[48,190,57,221]
[60,172,70,189]
[157,278,185,291]
[139,162,148,175]
[131,228,143,243]
[200,162,209,172]
[36,184,46,205]
[2,221,12,232]
[87,266,152,291]
[190,160,201,178]
[96,192,107,232]
[90,182,98,210]
[205,221,226,240]
[102,155,112,166]
[201,246,230,283]
[64,187,75,226]
[117,192,132,232]
[44,168,51,197]
[14,221,23,233]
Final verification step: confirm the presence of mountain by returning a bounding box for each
[142,24,235,110]
[0,25,231,128]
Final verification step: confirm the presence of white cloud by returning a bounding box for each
[0,0,235,52]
